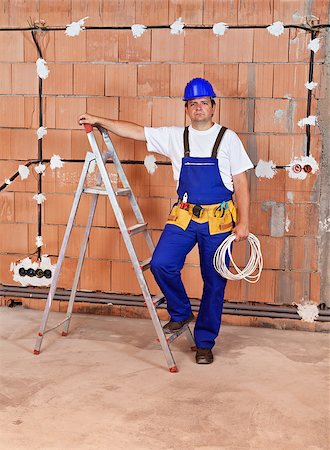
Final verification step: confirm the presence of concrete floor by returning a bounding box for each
[0,307,329,450]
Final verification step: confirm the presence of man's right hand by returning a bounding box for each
[78,113,98,127]
[77,114,146,141]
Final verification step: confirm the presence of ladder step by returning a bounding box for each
[167,325,190,344]
[83,186,131,197]
[83,186,107,195]
[127,223,147,236]
[139,257,151,271]
[115,188,131,196]
[153,293,166,307]
[156,324,191,344]
[144,293,166,307]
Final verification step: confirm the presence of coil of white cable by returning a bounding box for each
[213,233,263,283]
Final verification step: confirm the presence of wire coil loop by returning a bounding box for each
[213,233,263,283]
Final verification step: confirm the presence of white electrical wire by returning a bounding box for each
[213,233,263,283]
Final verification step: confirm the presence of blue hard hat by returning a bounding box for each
[183,78,216,101]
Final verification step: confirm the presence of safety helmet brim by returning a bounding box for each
[183,77,216,101]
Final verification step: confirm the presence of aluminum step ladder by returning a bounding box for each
[33,124,195,372]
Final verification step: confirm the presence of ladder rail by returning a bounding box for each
[34,152,95,353]
[85,129,185,370]
[62,193,98,335]
[132,265,177,369]
[62,146,112,335]
[100,128,155,255]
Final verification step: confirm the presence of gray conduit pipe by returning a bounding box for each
[1,285,329,322]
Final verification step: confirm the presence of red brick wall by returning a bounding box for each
[0,0,328,305]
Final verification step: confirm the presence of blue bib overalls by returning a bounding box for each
[150,126,232,349]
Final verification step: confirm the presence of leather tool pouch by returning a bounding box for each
[166,204,192,231]
[208,201,237,235]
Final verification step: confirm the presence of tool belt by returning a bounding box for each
[166,199,237,235]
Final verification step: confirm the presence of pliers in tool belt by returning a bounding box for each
[179,193,189,211]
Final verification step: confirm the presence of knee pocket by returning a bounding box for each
[150,257,180,274]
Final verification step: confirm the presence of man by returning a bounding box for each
[79,78,253,364]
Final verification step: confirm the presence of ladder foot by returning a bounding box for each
[61,331,68,336]
[169,365,178,373]
[33,349,40,355]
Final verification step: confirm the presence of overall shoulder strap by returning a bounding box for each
[183,126,190,157]
[211,126,228,158]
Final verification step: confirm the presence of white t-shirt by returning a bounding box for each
[144,124,253,191]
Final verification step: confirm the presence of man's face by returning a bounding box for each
[185,97,215,124]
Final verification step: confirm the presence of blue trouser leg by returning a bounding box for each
[150,223,197,321]
[151,220,229,348]
[194,223,230,349]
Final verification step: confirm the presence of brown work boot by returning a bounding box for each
[196,348,213,364]
[162,313,194,334]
